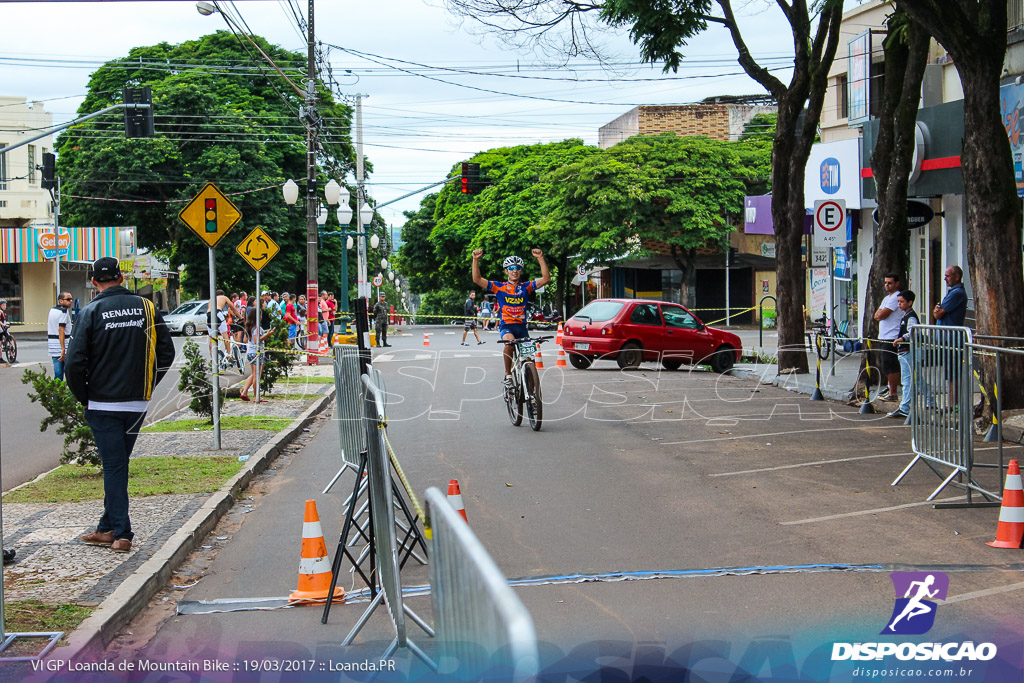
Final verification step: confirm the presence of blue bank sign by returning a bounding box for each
[805,139,861,209]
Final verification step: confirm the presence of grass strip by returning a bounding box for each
[142,416,292,432]
[278,376,333,384]
[3,457,243,503]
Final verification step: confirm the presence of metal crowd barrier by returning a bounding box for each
[892,325,1000,506]
[332,343,365,471]
[341,368,436,668]
[425,487,540,682]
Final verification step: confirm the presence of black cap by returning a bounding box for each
[90,257,121,282]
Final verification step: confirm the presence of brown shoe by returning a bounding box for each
[110,539,132,553]
[80,531,114,546]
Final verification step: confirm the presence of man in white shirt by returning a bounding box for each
[873,273,902,400]
[47,291,73,380]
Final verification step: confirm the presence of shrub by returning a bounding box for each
[178,339,221,422]
[260,316,296,395]
[21,368,99,467]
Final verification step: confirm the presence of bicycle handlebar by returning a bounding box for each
[498,335,554,345]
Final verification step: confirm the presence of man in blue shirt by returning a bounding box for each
[933,265,967,326]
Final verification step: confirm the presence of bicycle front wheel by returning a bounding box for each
[505,377,523,427]
[524,362,543,431]
[4,336,16,364]
[815,333,831,361]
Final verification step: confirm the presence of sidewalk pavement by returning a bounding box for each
[0,363,336,663]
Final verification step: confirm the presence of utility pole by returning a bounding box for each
[304,0,320,364]
[355,94,368,299]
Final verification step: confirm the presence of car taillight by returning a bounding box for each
[602,324,614,335]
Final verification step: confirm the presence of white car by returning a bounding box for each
[164,300,210,336]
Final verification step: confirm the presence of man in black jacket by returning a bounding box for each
[66,258,176,553]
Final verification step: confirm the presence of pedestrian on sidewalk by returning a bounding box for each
[874,273,902,400]
[933,265,968,405]
[461,291,483,345]
[240,305,273,402]
[373,293,392,347]
[889,290,921,420]
[66,258,175,553]
[47,291,73,380]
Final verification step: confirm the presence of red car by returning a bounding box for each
[560,299,743,372]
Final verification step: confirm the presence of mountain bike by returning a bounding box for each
[499,335,552,431]
[808,310,851,361]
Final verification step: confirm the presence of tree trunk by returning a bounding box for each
[859,14,929,390]
[772,96,816,373]
[670,245,696,307]
[900,0,1024,409]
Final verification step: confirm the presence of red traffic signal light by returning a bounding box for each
[461,162,481,194]
[205,198,217,233]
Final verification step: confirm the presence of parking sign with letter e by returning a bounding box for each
[814,199,846,247]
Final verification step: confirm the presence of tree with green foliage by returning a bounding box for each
[542,133,764,306]
[444,0,845,372]
[22,369,98,467]
[56,31,360,296]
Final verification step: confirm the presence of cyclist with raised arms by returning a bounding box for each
[471,248,551,391]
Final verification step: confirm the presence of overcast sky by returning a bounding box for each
[1,0,864,228]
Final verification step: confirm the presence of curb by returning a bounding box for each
[48,385,337,664]
[729,364,853,402]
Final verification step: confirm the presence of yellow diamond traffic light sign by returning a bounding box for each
[236,226,280,272]
[178,183,242,248]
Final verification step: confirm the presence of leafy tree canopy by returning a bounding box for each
[57,31,360,296]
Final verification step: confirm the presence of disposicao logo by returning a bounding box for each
[831,572,998,662]
[883,571,948,635]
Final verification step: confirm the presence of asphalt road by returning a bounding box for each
[0,334,244,490]
[123,326,1024,679]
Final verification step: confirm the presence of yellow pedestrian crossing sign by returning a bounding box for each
[236,226,280,271]
[178,183,242,248]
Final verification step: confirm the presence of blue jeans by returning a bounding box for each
[52,357,65,380]
[85,410,146,541]
[898,353,913,414]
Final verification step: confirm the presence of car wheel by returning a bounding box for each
[661,359,683,371]
[616,342,643,370]
[568,353,592,370]
[710,345,735,373]
[183,323,196,336]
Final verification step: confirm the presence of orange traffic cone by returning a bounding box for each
[447,479,468,523]
[535,348,545,369]
[987,459,1024,548]
[423,332,430,347]
[319,331,329,356]
[555,321,564,346]
[289,500,345,604]
[556,346,567,367]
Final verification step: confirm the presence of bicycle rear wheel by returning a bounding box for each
[3,335,16,364]
[834,332,851,356]
[505,377,523,427]
[524,362,542,431]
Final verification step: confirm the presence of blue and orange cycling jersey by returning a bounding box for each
[485,279,536,324]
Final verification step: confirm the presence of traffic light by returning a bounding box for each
[41,152,56,191]
[205,198,217,233]
[461,162,482,194]
[123,86,155,139]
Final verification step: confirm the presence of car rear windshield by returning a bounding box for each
[170,302,200,315]
[572,301,623,322]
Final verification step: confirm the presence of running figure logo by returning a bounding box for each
[882,572,949,635]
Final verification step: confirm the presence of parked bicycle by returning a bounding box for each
[499,335,552,431]
[808,308,851,361]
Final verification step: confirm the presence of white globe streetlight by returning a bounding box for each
[282,179,299,205]
[388,271,395,281]
[370,234,380,249]
[315,203,327,228]
[380,257,389,271]
[346,235,354,250]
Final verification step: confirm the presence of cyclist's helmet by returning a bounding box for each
[502,255,524,270]
[0,299,7,305]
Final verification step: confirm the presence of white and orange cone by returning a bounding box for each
[423,332,431,347]
[319,331,329,356]
[555,321,564,346]
[535,348,545,369]
[988,460,1024,549]
[289,500,345,604]
[447,479,468,523]
[556,346,567,367]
